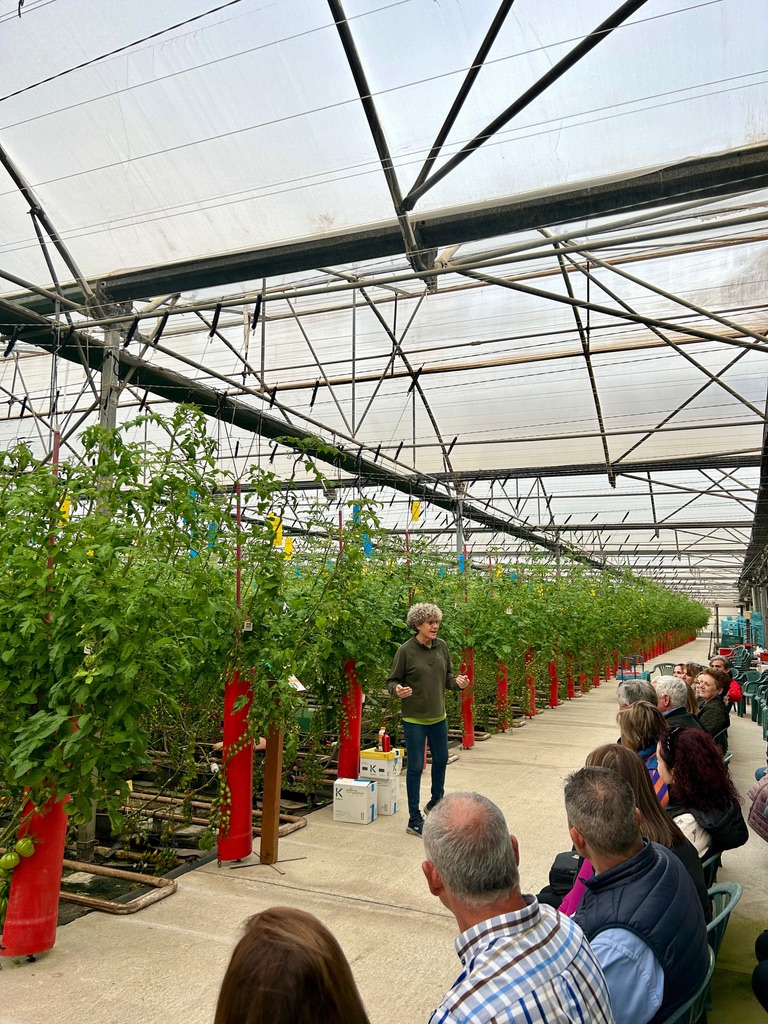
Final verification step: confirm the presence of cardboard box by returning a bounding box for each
[358,747,403,779]
[376,777,399,816]
[332,778,376,824]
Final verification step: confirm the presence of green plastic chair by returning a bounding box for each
[652,662,677,677]
[660,946,715,1023]
[702,882,743,1011]
[701,851,721,888]
[741,680,760,717]
[707,882,743,958]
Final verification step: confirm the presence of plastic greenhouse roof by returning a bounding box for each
[1,0,768,605]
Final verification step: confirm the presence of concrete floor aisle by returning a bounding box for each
[1,637,765,1023]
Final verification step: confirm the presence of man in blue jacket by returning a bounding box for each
[565,767,710,1024]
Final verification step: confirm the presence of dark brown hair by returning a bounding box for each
[214,907,371,1024]
[586,743,685,848]
[657,726,740,812]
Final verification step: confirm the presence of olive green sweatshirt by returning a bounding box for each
[386,635,460,720]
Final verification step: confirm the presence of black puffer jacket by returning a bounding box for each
[666,798,748,854]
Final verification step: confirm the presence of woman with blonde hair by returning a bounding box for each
[617,700,669,805]
[214,907,371,1024]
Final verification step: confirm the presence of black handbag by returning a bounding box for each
[537,849,582,908]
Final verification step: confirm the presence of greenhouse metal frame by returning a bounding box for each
[1,0,768,608]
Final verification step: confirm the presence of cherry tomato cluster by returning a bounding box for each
[0,838,35,924]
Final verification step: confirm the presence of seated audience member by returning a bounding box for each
[422,791,615,1024]
[616,679,657,709]
[674,663,702,714]
[710,657,743,711]
[654,676,706,731]
[565,767,709,1024]
[214,906,371,1024]
[617,701,669,805]
[747,773,768,845]
[695,667,731,750]
[656,726,748,857]
[559,745,709,922]
[709,655,733,678]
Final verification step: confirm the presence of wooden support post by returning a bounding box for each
[259,718,284,866]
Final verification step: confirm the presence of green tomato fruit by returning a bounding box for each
[14,838,35,858]
[0,851,20,871]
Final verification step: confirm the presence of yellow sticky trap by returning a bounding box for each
[58,496,71,526]
[267,514,283,547]
[410,500,420,522]
[284,536,293,558]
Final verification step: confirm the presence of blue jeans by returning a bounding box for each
[401,718,449,825]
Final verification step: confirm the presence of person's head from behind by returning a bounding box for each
[585,743,683,848]
[617,700,667,753]
[616,679,657,709]
[656,726,739,813]
[214,907,370,1024]
[654,675,690,713]
[564,767,642,861]
[422,792,519,911]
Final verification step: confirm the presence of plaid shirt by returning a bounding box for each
[429,896,615,1024]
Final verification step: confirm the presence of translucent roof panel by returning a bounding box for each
[1,0,767,606]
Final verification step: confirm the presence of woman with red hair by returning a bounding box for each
[656,726,747,857]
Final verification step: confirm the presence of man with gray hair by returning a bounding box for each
[654,675,705,730]
[422,792,615,1024]
[564,768,709,1024]
[616,678,657,709]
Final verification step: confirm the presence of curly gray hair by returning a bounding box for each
[406,603,443,631]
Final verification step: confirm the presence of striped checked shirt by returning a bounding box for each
[429,895,615,1024]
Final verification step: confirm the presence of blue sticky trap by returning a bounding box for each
[459,554,465,573]
[438,566,445,577]
[362,532,373,556]
[352,504,361,523]
[190,549,198,558]
[510,571,517,580]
